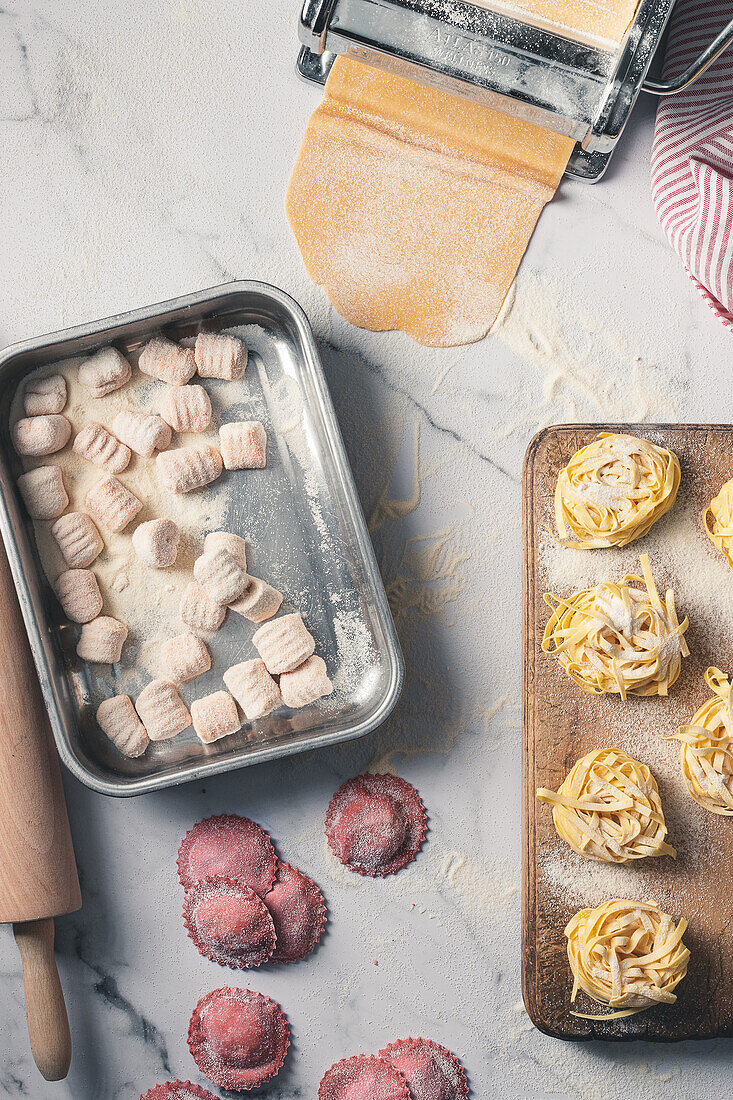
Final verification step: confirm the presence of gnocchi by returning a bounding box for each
[77,616,128,663]
[132,518,179,568]
[96,695,149,758]
[139,336,196,386]
[203,531,247,571]
[223,659,282,721]
[279,655,333,708]
[51,511,104,568]
[159,385,211,433]
[193,548,248,605]
[194,331,247,380]
[73,421,131,473]
[135,679,191,741]
[229,576,283,623]
[160,631,211,683]
[85,475,142,532]
[179,581,227,635]
[112,409,171,457]
[55,568,103,623]
[219,421,267,470]
[190,690,240,744]
[156,445,223,493]
[252,612,315,675]
[17,466,68,520]
[77,347,131,397]
[13,415,71,456]
[23,374,67,416]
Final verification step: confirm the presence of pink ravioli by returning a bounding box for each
[263,862,327,963]
[319,1055,410,1100]
[325,774,427,876]
[188,986,289,1091]
[140,1084,218,1100]
[183,879,276,969]
[379,1038,469,1100]
[177,814,278,897]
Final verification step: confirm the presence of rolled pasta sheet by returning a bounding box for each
[703,476,733,567]
[565,898,689,1019]
[668,666,733,815]
[554,433,680,549]
[542,554,689,700]
[536,747,675,863]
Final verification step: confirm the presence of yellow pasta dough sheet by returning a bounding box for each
[286,58,573,347]
[467,0,640,46]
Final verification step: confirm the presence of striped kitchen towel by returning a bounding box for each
[651,0,733,332]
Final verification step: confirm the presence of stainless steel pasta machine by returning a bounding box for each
[297,0,733,180]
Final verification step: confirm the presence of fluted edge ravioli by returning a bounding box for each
[326,773,427,877]
[140,1082,218,1100]
[263,862,327,963]
[177,814,278,897]
[183,878,276,969]
[379,1038,469,1100]
[318,1055,410,1100]
[188,987,289,1090]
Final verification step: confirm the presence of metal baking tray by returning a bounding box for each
[0,282,404,796]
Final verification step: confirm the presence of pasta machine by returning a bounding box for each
[297,0,733,180]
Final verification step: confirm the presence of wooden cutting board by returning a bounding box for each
[523,424,733,1041]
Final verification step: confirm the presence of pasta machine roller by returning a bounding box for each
[297,0,733,180]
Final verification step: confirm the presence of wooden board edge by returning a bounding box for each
[521,425,544,1032]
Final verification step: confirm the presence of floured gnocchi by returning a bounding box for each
[12,330,338,765]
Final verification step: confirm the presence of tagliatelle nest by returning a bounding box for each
[565,898,690,1019]
[542,554,689,700]
[669,666,733,815]
[554,433,680,549]
[536,748,676,864]
[703,476,733,567]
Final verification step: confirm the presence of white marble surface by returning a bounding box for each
[1,2,733,1098]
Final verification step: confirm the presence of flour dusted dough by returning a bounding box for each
[287,58,572,347]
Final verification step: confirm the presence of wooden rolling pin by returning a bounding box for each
[0,533,81,1081]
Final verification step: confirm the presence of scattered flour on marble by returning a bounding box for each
[369,423,422,533]
[489,272,681,436]
[442,852,520,912]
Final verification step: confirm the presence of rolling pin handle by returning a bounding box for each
[13,917,72,1081]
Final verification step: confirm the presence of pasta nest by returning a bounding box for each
[554,433,680,549]
[565,898,690,1019]
[542,554,689,700]
[536,748,676,863]
[669,666,733,815]
[703,476,733,567]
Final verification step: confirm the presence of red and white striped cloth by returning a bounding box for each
[651,0,733,332]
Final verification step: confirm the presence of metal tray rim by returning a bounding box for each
[0,281,405,796]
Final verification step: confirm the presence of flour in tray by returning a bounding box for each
[11,356,227,680]
[11,330,379,723]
